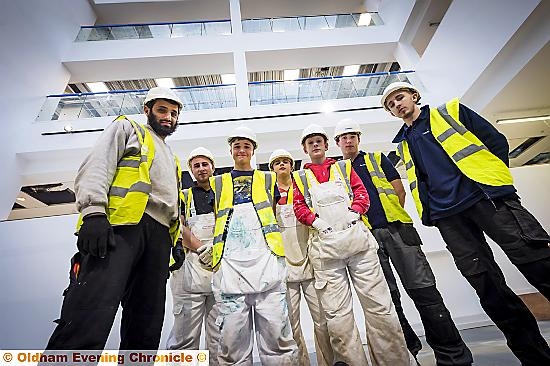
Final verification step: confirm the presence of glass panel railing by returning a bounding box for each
[36,85,237,121]
[248,71,414,106]
[242,12,381,33]
[75,20,231,42]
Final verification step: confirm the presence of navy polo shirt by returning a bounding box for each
[188,185,215,215]
[352,151,400,229]
[393,104,516,221]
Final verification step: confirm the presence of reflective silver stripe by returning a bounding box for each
[410,180,417,190]
[397,143,404,158]
[367,153,383,178]
[109,181,152,197]
[437,128,456,144]
[336,160,352,193]
[118,159,141,168]
[452,144,486,162]
[217,208,231,217]
[213,234,223,244]
[262,224,280,234]
[405,161,414,170]
[122,116,146,139]
[118,154,147,168]
[214,175,223,211]
[376,187,396,196]
[254,200,271,211]
[264,172,273,204]
[297,170,310,201]
[437,104,468,135]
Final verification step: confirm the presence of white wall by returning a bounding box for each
[1,164,548,350]
[0,0,95,220]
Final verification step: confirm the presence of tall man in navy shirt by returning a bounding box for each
[334,119,472,366]
[382,81,550,365]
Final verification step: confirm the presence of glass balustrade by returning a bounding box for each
[248,71,413,106]
[75,20,231,42]
[36,72,413,121]
[36,85,237,121]
[242,13,382,33]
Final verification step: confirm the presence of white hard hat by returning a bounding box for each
[269,149,294,170]
[143,87,183,109]
[227,125,258,149]
[301,124,328,145]
[380,81,420,111]
[187,147,215,170]
[334,119,362,142]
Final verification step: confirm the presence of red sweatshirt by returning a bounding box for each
[293,158,370,226]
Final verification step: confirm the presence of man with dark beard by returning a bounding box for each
[44,87,185,354]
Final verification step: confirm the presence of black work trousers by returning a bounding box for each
[373,222,473,365]
[46,214,172,351]
[436,198,550,366]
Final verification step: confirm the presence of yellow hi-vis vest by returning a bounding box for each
[210,170,284,269]
[396,98,514,219]
[362,152,413,226]
[76,115,182,245]
[292,160,370,227]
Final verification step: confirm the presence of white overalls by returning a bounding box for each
[212,201,297,365]
[305,173,415,366]
[276,189,333,366]
[166,196,219,365]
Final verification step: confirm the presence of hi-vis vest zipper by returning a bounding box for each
[76,115,182,245]
[292,159,370,227]
[396,98,513,219]
[362,152,412,226]
[210,170,284,269]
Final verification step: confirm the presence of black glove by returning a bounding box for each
[77,214,115,258]
[169,239,185,271]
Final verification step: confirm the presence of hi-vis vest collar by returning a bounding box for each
[362,152,412,226]
[396,98,513,219]
[210,170,284,269]
[76,115,182,245]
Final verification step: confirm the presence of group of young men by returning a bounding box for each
[43,82,550,366]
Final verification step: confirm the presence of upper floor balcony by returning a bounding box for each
[73,12,382,42]
[75,19,232,42]
[35,70,413,123]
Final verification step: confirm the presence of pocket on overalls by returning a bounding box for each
[318,221,368,260]
[502,198,550,247]
[398,223,423,246]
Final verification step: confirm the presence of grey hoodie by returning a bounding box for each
[75,118,179,228]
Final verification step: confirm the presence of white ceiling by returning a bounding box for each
[7,0,550,220]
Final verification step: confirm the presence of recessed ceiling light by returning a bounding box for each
[284,69,300,81]
[155,78,175,88]
[358,13,372,26]
[86,82,109,93]
[497,115,550,124]
[16,197,26,202]
[221,74,236,84]
[342,65,360,76]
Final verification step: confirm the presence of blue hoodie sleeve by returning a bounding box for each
[458,104,510,166]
